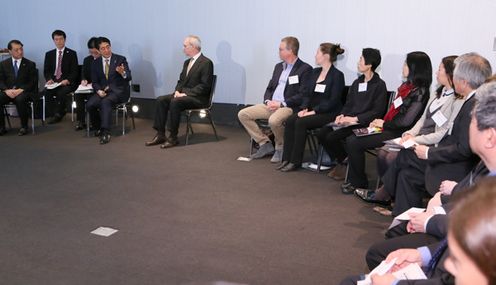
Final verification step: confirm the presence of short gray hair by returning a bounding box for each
[474,81,496,130]
[186,35,201,51]
[454,53,492,89]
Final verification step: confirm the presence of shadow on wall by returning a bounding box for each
[336,50,359,85]
[214,41,246,104]
[381,53,405,91]
[128,44,158,98]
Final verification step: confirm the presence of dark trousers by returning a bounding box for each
[0,91,30,128]
[316,126,354,163]
[282,113,333,165]
[382,149,429,216]
[86,92,126,131]
[152,94,203,138]
[376,148,399,178]
[344,131,398,188]
[365,231,439,270]
[75,93,93,123]
[45,85,73,117]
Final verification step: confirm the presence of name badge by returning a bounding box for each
[393,97,403,108]
[432,111,448,127]
[358,82,368,92]
[315,84,326,93]
[288,75,299,85]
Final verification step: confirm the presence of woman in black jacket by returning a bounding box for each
[317,48,388,179]
[341,51,432,194]
[277,43,345,172]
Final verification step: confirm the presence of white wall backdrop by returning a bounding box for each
[2,0,496,104]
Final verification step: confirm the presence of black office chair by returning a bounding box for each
[85,95,136,137]
[184,75,219,145]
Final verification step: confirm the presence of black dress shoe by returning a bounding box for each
[355,189,391,206]
[160,138,179,149]
[74,122,86,131]
[47,115,63,124]
[18,128,28,136]
[0,128,7,136]
[99,133,111,144]
[145,135,166,146]
[280,163,300,172]
[276,161,289,170]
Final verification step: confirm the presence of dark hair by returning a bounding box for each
[96,37,111,49]
[7,39,23,50]
[450,177,496,284]
[405,51,432,89]
[51,30,66,40]
[87,37,99,49]
[435,55,461,99]
[320,43,345,62]
[362,48,381,71]
[281,36,299,56]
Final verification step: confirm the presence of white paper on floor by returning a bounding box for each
[237,156,252,162]
[91,227,118,237]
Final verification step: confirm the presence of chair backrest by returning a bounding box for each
[205,75,217,109]
[386,90,396,112]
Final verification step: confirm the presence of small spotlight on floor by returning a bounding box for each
[72,101,77,108]
[132,105,139,113]
[199,110,207,118]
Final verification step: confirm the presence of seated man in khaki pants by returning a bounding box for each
[238,36,311,162]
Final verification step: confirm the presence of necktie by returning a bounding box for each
[105,59,110,80]
[186,58,194,76]
[55,50,63,80]
[13,60,19,78]
[426,239,448,277]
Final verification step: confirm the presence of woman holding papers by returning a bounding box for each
[277,43,345,172]
[373,56,463,178]
[342,52,431,194]
[317,48,388,180]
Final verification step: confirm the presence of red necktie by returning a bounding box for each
[55,50,63,80]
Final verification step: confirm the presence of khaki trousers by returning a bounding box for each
[238,104,293,150]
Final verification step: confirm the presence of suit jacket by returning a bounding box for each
[174,54,214,106]
[81,55,97,83]
[301,65,344,116]
[405,94,464,146]
[0,57,37,94]
[91,53,132,102]
[43,47,79,89]
[263,58,312,111]
[425,162,489,239]
[425,93,480,194]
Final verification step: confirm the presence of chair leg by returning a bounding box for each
[122,108,126,135]
[344,163,350,183]
[4,107,12,129]
[130,109,136,129]
[316,145,324,172]
[85,109,90,137]
[30,102,35,134]
[207,111,219,140]
[71,93,75,122]
[42,96,46,125]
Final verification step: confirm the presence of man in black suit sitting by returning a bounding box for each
[43,29,79,124]
[145,35,214,149]
[86,37,132,144]
[0,40,37,136]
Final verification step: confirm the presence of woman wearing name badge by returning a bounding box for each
[372,56,462,182]
[317,48,388,180]
[341,51,432,194]
[277,43,345,172]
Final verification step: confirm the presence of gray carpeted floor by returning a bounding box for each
[0,117,391,285]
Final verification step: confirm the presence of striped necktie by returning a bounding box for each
[55,50,63,80]
[426,239,448,277]
[13,60,19,78]
[105,59,110,80]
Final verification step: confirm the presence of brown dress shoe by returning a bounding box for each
[330,163,347,181]
[160,138,179,149]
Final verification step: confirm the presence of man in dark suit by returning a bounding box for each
[238,36,312,163]
[0,40,37,136]
[380,53,491,216]
[74,37,100,131]
[43,29,79,124]
[145,35,214,148]
[86,37,131,145]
